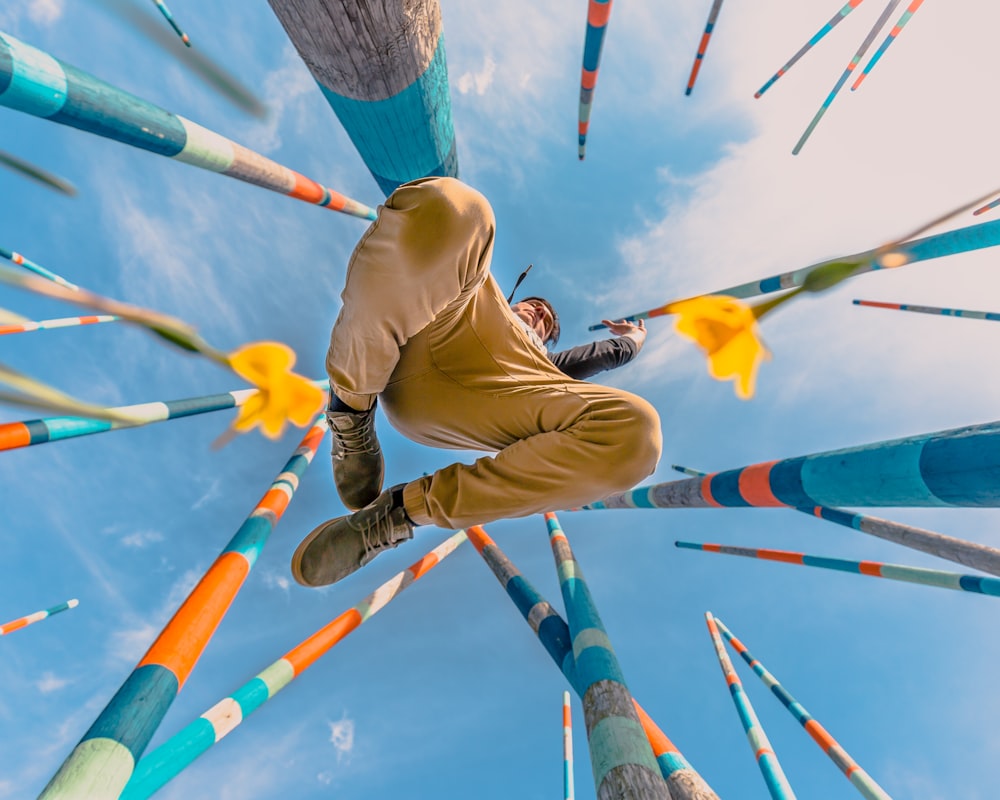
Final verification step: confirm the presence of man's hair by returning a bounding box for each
[519,296,560,346]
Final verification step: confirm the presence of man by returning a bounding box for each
[292,177,661,588]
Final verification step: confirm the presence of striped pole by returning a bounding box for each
[850,0,924,91]
[714,617,892,800]
[0,148,76,195]
[40,418,328,799]
[0,386,263,452]
[563,691,575,800]
[546,512,670,799]
[0,598,78,636]
[588,215,1000,330]
[685,0,724,96]
[464,525,719,800]
[678,541,1000,597]
[584,417,1000,512]
[0,246,78,291]
[0,32,376,221]
[973,197,1000,217]
[853,298,1000,322]
[755,0,865,98]
[122,530,467,799]
[578,0,614,158]
[669,464,1000,579]
[268,0,457,196]
[0,314,119,336]
[792,0,903,154]
[151,0,191,46]
[705,613,795,799]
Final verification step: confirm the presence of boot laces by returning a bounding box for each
[359,503,407,564]
[328,411,378,457]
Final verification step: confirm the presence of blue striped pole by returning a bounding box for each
[854,298,1000,322]
[122,531,467,799]
[714,617,892,800]
[589,215,1000,330]
[678,541,1000,598]
[545,512,670,799]
[464,525,718,799]
[705,613,796,799]
[0,386,272,451]
[0,31,376,220]
[668,464,1000,579]
[40,419,328,799]
[268,0,458,196]
[0,599,78,636]
[585,418,1000,512]
[578,0,614,158]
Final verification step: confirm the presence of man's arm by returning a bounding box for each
[548,320,647,380]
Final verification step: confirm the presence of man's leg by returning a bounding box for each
[323,177,496,509]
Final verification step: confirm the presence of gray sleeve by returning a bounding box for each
[547,336,640,380]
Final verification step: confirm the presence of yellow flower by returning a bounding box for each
[665,295,770,400]
[227,342,325,438]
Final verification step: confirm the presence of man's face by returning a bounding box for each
[511,299,555,343]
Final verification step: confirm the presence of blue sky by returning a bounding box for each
[2,0,999,797]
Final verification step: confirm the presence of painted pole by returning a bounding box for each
[464,524,719,800]
[678,541,1000,597]
[850,0,925,91]
[668,464,1000,579]
[705,613,796,799]
[713,616,893,800]
[584,418,1000,512]
[685,0,724,96]
[0,598,78,636]
[39,418,328,799]
[0,386,262,452]
[853,299,1000,322]
[0,314,119,336]
[546,512,670,799]
[151,0,191,46]
[588,215,1000,330]
[0,246,78,291]
[973,197,1000,217]
[755,0,865,98]
[268,0,457,196]
[0,148,76,195]
[578,0,614,158]
[122,530,467,799]
[564,690,575,800]
[0,32,376,221]
[792,0,903,154]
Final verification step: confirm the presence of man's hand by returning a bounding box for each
[602,318,647,351]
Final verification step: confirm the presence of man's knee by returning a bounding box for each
[608,394,662,490]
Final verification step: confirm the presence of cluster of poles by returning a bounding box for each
[683,0,927,153]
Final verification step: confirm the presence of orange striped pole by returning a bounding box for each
[40,417,327,799]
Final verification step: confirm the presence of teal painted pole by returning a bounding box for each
[705,613,796,799]
[546,512,670,799]
[714,617,892,800]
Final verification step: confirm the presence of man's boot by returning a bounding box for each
[291,486,414,587]
[327,397,384,511]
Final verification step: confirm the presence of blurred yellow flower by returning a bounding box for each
[227,342,325,438]
[665,295,770,400]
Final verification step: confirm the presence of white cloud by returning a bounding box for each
[35,671,71,693]
[261,570,291,593]
[191,477,222,511]
[327,715,354,762]
[242,44,323,154]
[120,528,165,548]
[456,56,496,96]
[28,0,63,25]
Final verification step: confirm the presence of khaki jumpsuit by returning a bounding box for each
[326,177,662,529]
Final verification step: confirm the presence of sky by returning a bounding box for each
[2,0,1000,798]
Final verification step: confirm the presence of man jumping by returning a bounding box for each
[292,177,661,588]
